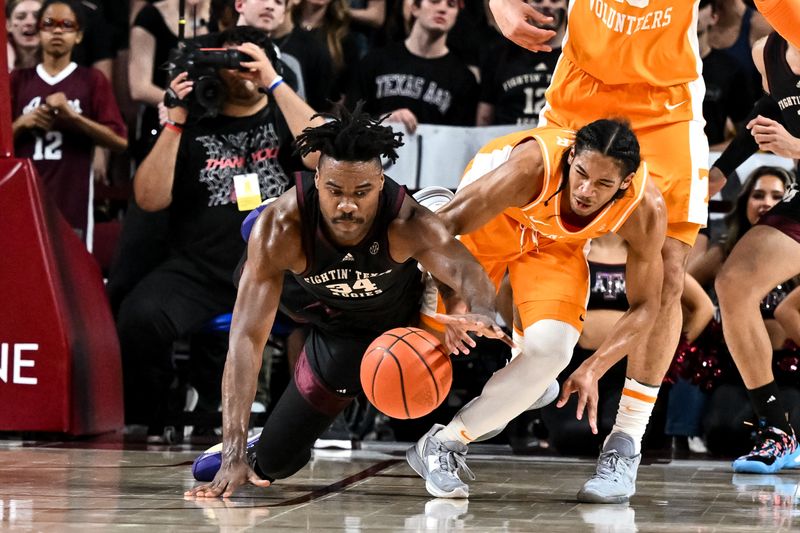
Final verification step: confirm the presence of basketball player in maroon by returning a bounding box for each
[710,29,800,473]
[10,0,127,247]
[185,105,508,498]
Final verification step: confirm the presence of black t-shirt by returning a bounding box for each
[72,1,116,66]
[134,5,180,91]
[168,103,293,287]
[446,0,495,68]
[702,49,754,145]
[307,28,361,103]
[348,42,479,126]
[480,42,560,125]
[273,27,335,112]
[94,0,131,51]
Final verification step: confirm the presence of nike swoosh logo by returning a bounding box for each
[665,100,688,111]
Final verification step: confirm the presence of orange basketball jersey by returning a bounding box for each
[562,0,701,86]
[459,127,650,254]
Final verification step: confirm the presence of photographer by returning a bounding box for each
[117,25,324,436]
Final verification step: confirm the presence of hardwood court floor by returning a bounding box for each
[1,439,798,532]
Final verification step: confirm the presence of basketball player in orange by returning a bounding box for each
[487,0,711,503]
[407,119,668,500]
[185,106,509,498]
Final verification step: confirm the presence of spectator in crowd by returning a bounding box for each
[236,0,335,111]
[709,0,771,100]
[129,0,211,162]
[699,0,756,150]
[71,0,116,79]
[476,0,565,126]
[116,26,324,437]
[379,0,413,44]
[348,0,479,133]
[295,0,360,101]
[6,0,42,72]
[691,166,793,287]
[211,0,239,30]
[70,2,124,193]
[107,0,212,315]
[10,0,128,249]
[348,0,386,54]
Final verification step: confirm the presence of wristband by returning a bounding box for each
[164,121,183,134]
[267,76,284,93]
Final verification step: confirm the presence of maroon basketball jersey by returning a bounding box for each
[10,63,127,244]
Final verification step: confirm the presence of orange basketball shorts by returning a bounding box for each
[420,213,590,333]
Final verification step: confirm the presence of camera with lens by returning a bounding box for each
[165,41,255,119]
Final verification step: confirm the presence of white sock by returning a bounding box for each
[437,416,472,445]
[610,377,659,455]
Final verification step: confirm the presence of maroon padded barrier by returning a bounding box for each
[0,159,123,434]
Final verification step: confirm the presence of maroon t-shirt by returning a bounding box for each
[11,63,127,241]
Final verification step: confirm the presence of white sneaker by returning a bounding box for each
[406,424,474,498]
[578,433,641,504]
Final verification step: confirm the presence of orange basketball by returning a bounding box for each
[360,327,452,419]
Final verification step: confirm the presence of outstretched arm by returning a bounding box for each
[557,181,667,433]
[390,200,509,351]
[187,199,303,498]
[436,139,544,236]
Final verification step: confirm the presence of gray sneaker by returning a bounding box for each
[406,424,475,498]
[577,432,642,504]
[471,380,560,442]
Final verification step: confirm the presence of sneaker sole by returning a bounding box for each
[733,445,800,474]
[576,488,632,504]
[405,445,469,499]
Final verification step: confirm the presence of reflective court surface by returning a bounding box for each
[1,440,799,532]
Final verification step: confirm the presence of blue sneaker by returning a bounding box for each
[732,423,800,474]
[192,434,260,481]
[578,433,641,504]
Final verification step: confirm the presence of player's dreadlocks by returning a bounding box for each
[294,102,404,164]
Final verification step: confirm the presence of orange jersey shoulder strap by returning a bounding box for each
[459,127,575,190]
[513,130,650,243]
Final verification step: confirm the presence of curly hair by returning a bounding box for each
[294,102,404,164]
